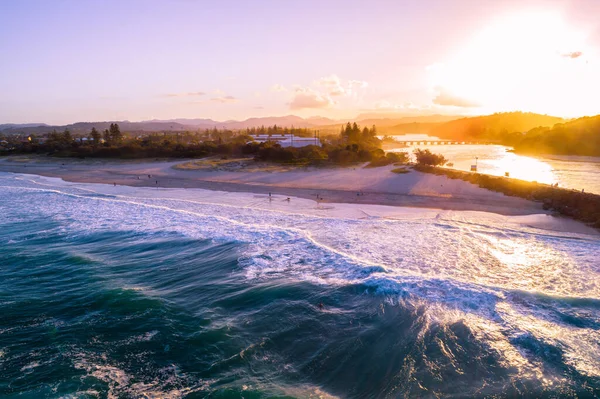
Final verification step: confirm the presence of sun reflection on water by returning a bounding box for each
[487,152,556,185]
[393,140,561,186]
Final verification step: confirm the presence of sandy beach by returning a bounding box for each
[0,155,547,216]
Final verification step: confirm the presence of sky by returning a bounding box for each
[1,0,600,124]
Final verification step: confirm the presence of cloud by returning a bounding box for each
[374,100,423,110]
[270,84,287,92]
[316,74,345,96]
[316,75,368,97]
[562,51,583,59]
[286,75,367,110]
[161,91,206,98]
[210,95,238,104]
[432,88,479,108]
[349,80,368,89]
[253,106,265,109]
[289,88,335,110]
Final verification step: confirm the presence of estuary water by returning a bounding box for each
[1,172,600,398]
[386,134,600,194]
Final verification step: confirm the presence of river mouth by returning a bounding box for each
[383,134,600,194]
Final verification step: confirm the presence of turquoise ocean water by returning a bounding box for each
[1,172,600,398]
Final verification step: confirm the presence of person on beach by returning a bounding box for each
[113,182,116,186]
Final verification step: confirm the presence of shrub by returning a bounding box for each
[414,148,447,166]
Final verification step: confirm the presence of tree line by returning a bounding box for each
[4,122,413,167]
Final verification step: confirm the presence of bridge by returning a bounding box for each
[391,140,497,146]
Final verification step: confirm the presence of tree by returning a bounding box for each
[61,129,73,145]
[103,129,111,145]
[90,127,101,146]
[109,123,123,143]
[414,149,448,166]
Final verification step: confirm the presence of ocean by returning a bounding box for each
[1,172,600,398]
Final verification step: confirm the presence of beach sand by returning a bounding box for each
[1,156,597,236]
[0,155,543,214]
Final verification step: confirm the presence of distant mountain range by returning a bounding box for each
[0,114,462,135]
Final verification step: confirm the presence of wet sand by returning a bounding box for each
[0,155,546,216]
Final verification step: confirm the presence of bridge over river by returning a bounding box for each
[393,140,498,146]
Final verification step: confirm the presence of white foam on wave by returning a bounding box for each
[3,172,600,380]
[73,354,209,399]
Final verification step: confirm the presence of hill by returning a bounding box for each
[384,122,444,135]
[0,115,338,136]
[514,115,600,156]
[429,112,564,141]
[352,113,460,124]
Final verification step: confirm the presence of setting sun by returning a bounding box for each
[1,1,600,397]
[430,11,598,117]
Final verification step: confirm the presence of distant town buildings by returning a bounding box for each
[250,134,321,148]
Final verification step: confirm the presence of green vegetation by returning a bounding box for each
[381,111,600,156]
[385,122,443,135]
[414,149,448,166]
[512,115,600,156]
[429,112,564,142]
[415,164,600,229]
[366,152,409,167]
[391,167,410,174]
[2,122,408,167]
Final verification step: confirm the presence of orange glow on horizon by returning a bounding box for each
[429,10,599,118]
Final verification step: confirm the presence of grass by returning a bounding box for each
[414,164,600,229]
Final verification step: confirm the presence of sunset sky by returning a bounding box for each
[1,0,599,124]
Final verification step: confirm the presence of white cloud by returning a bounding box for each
[288,75,368,110]
[349,80,368,89]
[161,91,206,98]
[316,74,346,96]
[270,84,287,92]
[432,88,479,108]
[315,75,368,97]
[210,95,238,104]
[374,100,425,111]
[561,51,583,59]
[289,88,335,110]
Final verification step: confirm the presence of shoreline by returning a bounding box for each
[2,156,598,236]
[0,155,546,216]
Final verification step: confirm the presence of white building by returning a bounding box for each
[250,134,321,148]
